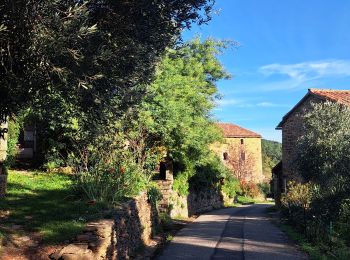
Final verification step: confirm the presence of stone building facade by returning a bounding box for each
[274,88,350,203]
[212,123,264,183]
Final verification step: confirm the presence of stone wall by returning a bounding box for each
[169,188,225,218]
[155,180,173,213]
[114,192,159,259]
[51,192,158,260]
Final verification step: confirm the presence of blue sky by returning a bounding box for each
[183,0,350,142]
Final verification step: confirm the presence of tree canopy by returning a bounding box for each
[0,0,215,123]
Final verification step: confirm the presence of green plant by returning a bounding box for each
[75,159,148,205]
[0,170,107,244]
[147,186,163,206]
[173,170,191,197]
[4,118,21,167]
[221,174,241,198]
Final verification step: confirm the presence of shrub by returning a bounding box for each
[221,174,241,198]
[74,159,148,205]
[173,170,191,197]
[147,186,163,206]
[5,118,21,167]
[240,180,260,198]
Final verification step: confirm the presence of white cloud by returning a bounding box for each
[259,60,350,82]
[216,98,242,106]
[256,102,290,108]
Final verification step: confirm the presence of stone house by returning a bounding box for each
[212,123,264,183]
[274,88,350,204]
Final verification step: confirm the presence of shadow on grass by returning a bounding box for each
[0,176,108,244]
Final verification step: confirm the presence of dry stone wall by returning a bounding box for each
[51,193,158,260]
[114,192,159,259]
[169,188,226,218]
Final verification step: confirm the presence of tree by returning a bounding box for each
[0,0,216,165]
[262,139,282,180]
[226,143,256,182]
[122,38,232,188]
[297,101,350,219]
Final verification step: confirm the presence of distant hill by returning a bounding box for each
[261,139,282,181]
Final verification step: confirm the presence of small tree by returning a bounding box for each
[297,101,350,220]
[226,143,256,182]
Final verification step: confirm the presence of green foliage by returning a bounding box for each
[221,174,241,198]
[298,102,350,208]
[0,0,215,120]
[74,158,148,205]
[283,102,350,257]
[173,170,191,197]
[125,38,231,195]
[262,139,282,180]
[281,181,313,209]
[5,119,21,166]
[0,170,107,244]
[147,186,163,206]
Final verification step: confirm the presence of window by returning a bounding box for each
[223,152,228,160]
[240,139,244,145]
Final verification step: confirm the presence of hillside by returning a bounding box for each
[261,139,282,181]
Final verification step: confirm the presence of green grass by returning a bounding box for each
[0,170,108,244]
[279,224,328,260]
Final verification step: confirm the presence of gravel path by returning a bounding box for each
[156,204,308,260]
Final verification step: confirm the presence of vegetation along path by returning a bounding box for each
[156,204,308,260]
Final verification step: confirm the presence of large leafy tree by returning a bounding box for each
[0,0,215,123]
[124,38,232,175]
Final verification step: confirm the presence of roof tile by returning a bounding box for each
[309,88,350,106]
[216,123,261,138]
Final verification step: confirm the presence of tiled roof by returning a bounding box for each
[276,88,350,129]
[309,88,350,106]
[216,123,261,138]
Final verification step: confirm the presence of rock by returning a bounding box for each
[50,244,90,259]
[61,252,94,260]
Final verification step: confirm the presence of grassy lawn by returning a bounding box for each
[0,170,108,244]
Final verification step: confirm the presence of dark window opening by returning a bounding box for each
[159,162,167,180]
[240,139,244,145]
[223,152,228,160]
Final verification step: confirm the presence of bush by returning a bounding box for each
[221,174,241,198]
[147,186,163,206]
[173,170,191,197]
[258,182,270,198]
[5,118,21,167]
[74,159,148,205]
[240,180,260,198]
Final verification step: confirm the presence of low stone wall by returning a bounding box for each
[51,192,159,260]
[51,219,115,260]
[169,188,226,218]
[115,192,159,259]
[187,188,224,216]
